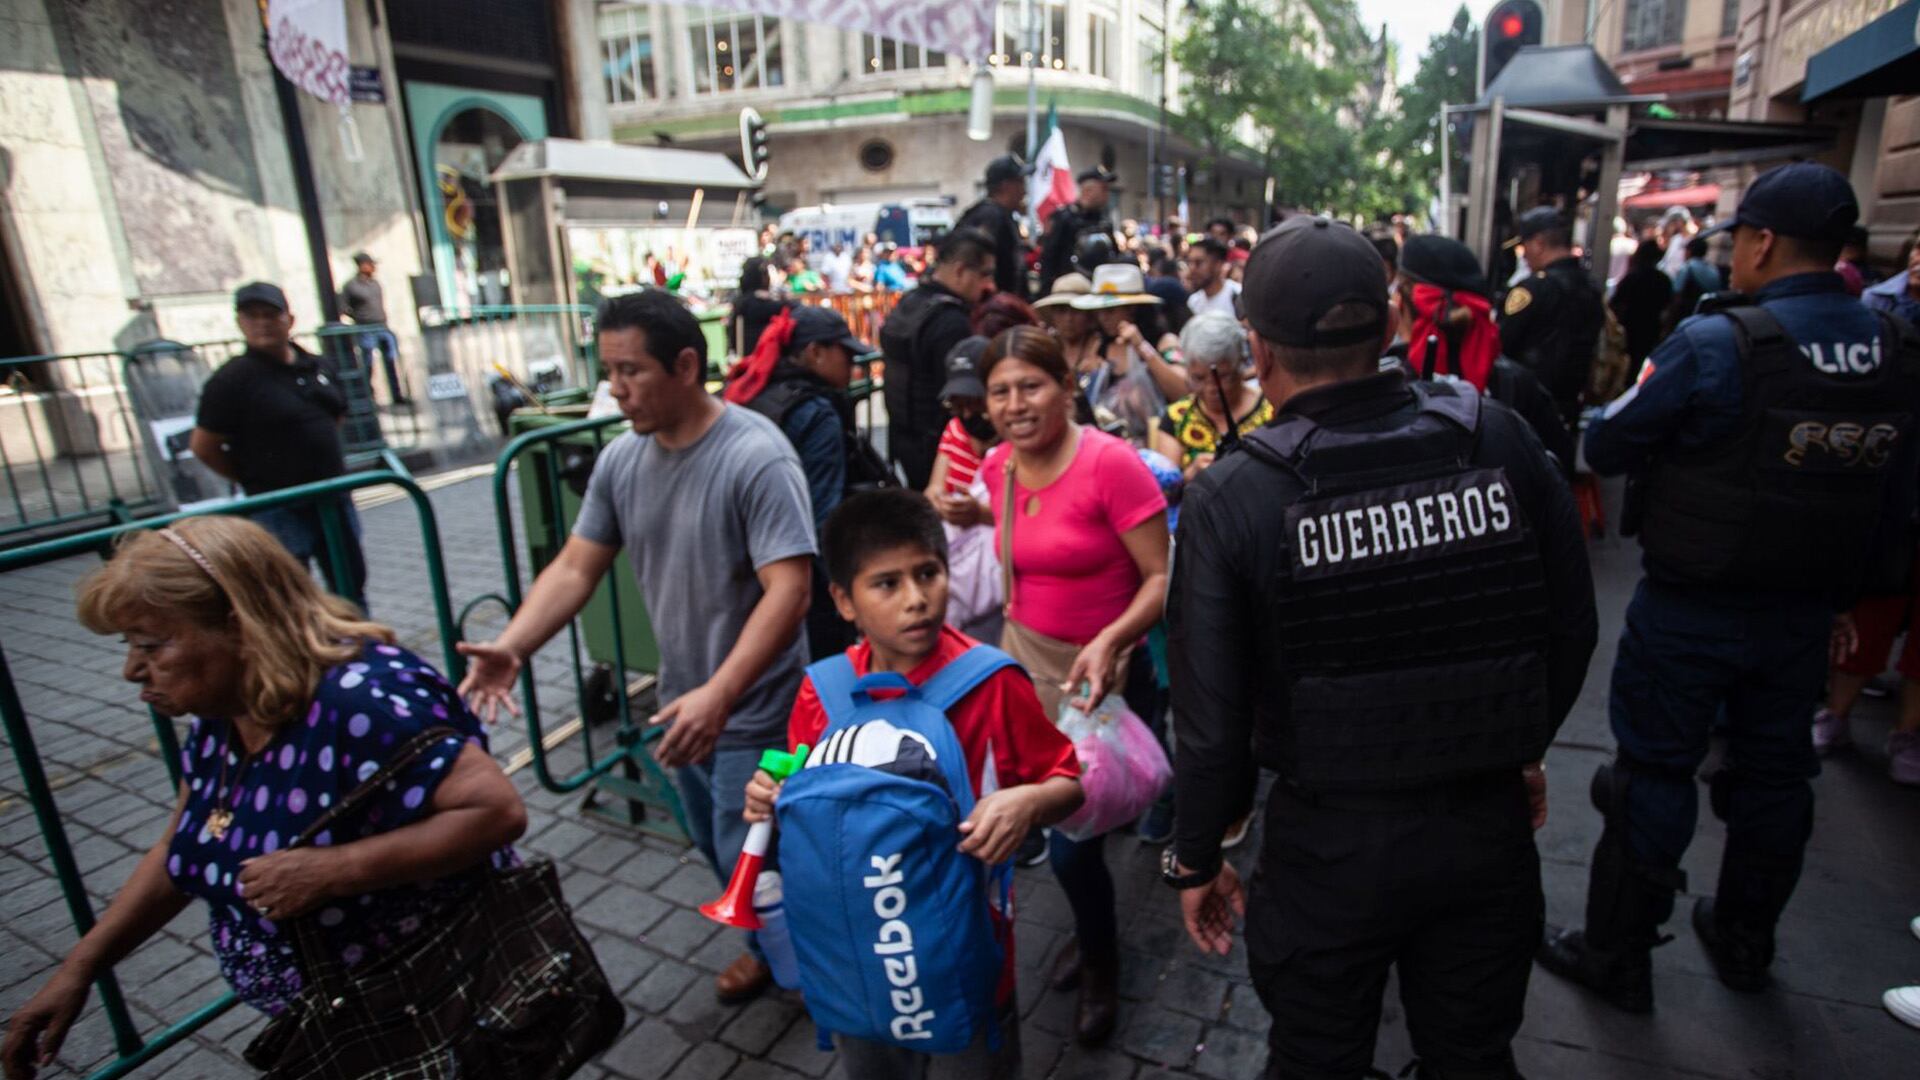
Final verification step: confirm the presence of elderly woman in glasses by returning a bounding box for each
[2,517,524,1080]
[1151,312,1274,482]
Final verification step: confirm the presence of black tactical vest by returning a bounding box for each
[877,288,965,430]
[1244,383,1554,791]
[745,373,896,493]
[1632,307,1920,590]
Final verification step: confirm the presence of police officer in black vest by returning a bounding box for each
[1538,163,1920,1010]
[1038,165,1119,295]
[879,228,995,491]
[955,154,1030,301]
[1166,217,1599,1078]
[1499,208,1606,429]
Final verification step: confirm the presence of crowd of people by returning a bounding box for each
[9,154,1920,1080]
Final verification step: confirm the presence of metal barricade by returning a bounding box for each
[465,414,689,842]
[0,329,430,549]
[0,455,462,1079]
[0,353,165,545]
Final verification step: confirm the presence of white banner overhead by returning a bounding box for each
[657,0,996,62]
[267,0,351,106]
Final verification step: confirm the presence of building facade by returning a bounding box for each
[0,0,591,359]
[1555,0,1917,263]
[589,1,1272,228]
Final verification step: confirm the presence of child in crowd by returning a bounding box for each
[743,488,1082,1079]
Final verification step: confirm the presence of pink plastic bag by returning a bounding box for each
[1055,695,1172,841]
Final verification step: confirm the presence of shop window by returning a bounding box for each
[1622,0,1687,52]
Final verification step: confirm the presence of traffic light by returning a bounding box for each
[1156,161,1176,198]
[1480,0,1542,96]
[739,107,770,182]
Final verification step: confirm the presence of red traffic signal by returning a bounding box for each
[1481,0,1543,94]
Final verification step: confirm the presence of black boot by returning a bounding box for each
[1691,897,1772,992]
[1073,946,1118,1046]
[1537,925,1656,1014]
[1536,762,1682,1013]
[1700,767,1809,993]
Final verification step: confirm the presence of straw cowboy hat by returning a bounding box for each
[1033,272,1093,309]
[1071,264,1164,310]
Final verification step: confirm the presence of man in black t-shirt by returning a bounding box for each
[191,281,368,608]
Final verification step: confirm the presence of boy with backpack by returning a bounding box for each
[742,488,1083,1078]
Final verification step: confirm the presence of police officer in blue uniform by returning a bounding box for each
[1167,217,1598,1078]
[1538,162,1920,1010]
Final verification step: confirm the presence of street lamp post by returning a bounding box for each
[1025,0,1039,157]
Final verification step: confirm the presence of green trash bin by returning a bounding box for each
[507,409,659,680]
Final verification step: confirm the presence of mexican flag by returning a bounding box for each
[1030,104,1073,228]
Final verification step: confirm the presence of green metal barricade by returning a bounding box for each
[467,414,689,842]
[0,454,463,1079]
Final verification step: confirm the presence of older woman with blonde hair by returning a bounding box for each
[2,516,525,1078]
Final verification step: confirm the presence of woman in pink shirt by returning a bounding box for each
[978,325,1168,1047]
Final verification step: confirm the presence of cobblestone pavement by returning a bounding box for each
[1,471,1915,1078]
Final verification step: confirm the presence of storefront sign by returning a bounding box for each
[1773,0,1905,94]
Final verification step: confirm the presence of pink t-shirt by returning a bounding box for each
[984,428,1168,644]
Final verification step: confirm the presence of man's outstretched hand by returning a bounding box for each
[455,640,523,725]
[1179,860,1244,956]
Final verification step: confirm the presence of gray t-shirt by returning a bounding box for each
[572,405,817,749]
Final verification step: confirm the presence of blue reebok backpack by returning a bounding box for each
[776,645,1020,1054]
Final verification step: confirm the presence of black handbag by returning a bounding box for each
[243,727,624,1079]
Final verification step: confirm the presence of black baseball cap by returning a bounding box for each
[1075,165,1117,185]
[1242,216,1388,348]
[352,251,375,264]
[788,305,872,356]
[984,154,1027,187]
[1507,207,1569,247]
[1701,161,1858,244]
[233,281,289,312]
[1399,234,1491,297]
[939,336,990,400]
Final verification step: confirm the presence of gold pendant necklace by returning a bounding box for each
[206,731,258,840]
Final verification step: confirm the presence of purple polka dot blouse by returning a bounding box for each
[166,641,511,1013]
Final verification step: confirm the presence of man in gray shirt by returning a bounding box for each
[459,290,814,1004]
[340,252,408,405]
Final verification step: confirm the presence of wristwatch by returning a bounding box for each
[1159,846,1215,890]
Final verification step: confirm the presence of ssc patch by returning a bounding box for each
[1504,287,1532,316]
[1762,409,1910,472]
[1287,468,1524,581]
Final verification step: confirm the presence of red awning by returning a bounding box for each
[1623,183,1721,209]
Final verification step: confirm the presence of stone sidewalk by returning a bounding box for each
[1,470,1915,1079]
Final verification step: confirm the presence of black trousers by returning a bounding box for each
[1247,775,1541,1080]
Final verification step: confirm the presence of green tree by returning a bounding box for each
[1372,6,1479,219]
[1171,0,1377,212]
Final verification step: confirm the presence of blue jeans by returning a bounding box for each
[250,497,368,611]
[355,328,405,402]
[1610,578,1824,927]
[675,744,770,956]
